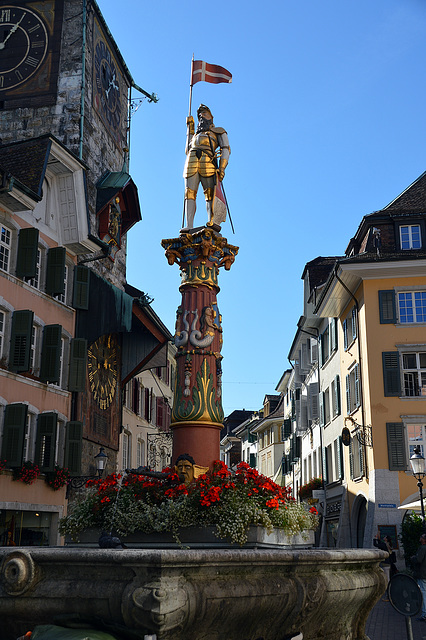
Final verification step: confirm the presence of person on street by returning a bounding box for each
[411,532,426,621]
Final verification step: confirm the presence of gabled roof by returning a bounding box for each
[252,394,284,433]
[383,171,426,214]
[301,256,342,292]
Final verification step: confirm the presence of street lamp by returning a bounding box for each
[410,445,426,523]
[66,447,108,497]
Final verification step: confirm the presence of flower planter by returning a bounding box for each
[65,525,315,549]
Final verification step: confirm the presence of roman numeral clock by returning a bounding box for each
[0,0,63,106]
[92,16,127,148]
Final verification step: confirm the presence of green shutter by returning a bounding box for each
[68,338,87,392]
[45,247,66,296]
[379,290,396,324]
[35,413,57,472]
[331,319,338,352]
[73,265,90,310]
[343,319,348,350]
[337,436,343,480]
[318,333,323,367]
[355,364,361,407]
[9,310,33,372]
[295,436,301,460]
[322,446,328,484]
[64,421,83,475]
[386,422,406,471]
[1,403,27,466]
[16,228,39,278]
[249,453,256,469]
[335,375,341,416]
[40,325,62,383]
[382,351,401,397]
[346,374,351,413]
[283,418,291,438]
[348,440,354,480]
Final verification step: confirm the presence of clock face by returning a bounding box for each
[94,39,122,131]
[0,5,49,91]
[88,335,118,410]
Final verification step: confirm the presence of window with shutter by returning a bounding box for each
[351,307,357,341]
[73,265,90,310]
[349,436,364,479]
[386,422,407,471]
[40,325,62,383]
[45,247,66,296]
[343,319,348,350]
[35,412,57,472]
[9,310,34,372]
[68,338,87,392]
[1,403,27,466]
[16,227,39,279]
[64,421,82,475]
[382,351,401,397]
[319,393,324,427]
[156,397,164,429]
[379,290,396,324]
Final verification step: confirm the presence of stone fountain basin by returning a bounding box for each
[0,547,386,640]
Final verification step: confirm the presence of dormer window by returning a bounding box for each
[400,224,421,250]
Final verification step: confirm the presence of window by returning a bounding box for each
[35,413,58,472]
[54,264,68,304]
[398,291,426,324]
[343,307,357,350]
[23,248,41,289]
[0,310,4,359]
[346,364,360,413]
[137,439,144,467]
[400,224,421,250]
[0,224,11,272]
[349,434,364,479]
[331,375,341,417]
[402,352,426,397]
[324,388,330,425]
[23,411,34,462]
[122,432,130,471]
[406,424,426,460]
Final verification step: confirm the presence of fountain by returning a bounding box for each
[0,104,386,640]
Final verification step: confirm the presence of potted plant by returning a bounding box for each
[298,477,323,501]
[12,461,41,485]
[59,461,318,547]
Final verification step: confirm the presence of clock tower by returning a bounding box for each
[0,0,131,190]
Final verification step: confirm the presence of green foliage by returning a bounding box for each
[399,512,424,565]
[59,461,319,546]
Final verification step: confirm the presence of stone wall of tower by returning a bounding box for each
[0,0,130,289]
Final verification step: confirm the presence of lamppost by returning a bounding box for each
[410,445,426,524]
[66,447,108,498]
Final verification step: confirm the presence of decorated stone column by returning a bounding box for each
[161,228,238,468]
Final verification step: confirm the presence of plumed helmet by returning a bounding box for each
[197,104,212,119]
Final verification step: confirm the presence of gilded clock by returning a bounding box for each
[0,4,49,90]
[94,39,122,131]
[88,334,118,410]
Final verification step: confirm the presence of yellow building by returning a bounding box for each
[315,172,426,552]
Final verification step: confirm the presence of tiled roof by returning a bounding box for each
[382,171,426,213]
[302,256,342,292]
[0,137,51,197]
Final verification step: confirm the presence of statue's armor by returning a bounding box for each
[184,127,228,179]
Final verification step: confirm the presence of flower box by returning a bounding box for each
[65,525,315,549]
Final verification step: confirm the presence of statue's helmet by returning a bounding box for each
[197,104,213,119]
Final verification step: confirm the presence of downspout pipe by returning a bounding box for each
[78,0,87,160]
[334,266,368,479]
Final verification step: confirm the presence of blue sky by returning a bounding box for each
[99,0,426,414]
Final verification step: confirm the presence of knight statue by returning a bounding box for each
[183,104,230,230]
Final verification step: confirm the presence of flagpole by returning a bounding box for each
[188,54,194,117]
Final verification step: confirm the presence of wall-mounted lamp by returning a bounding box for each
[66,447,108,498]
